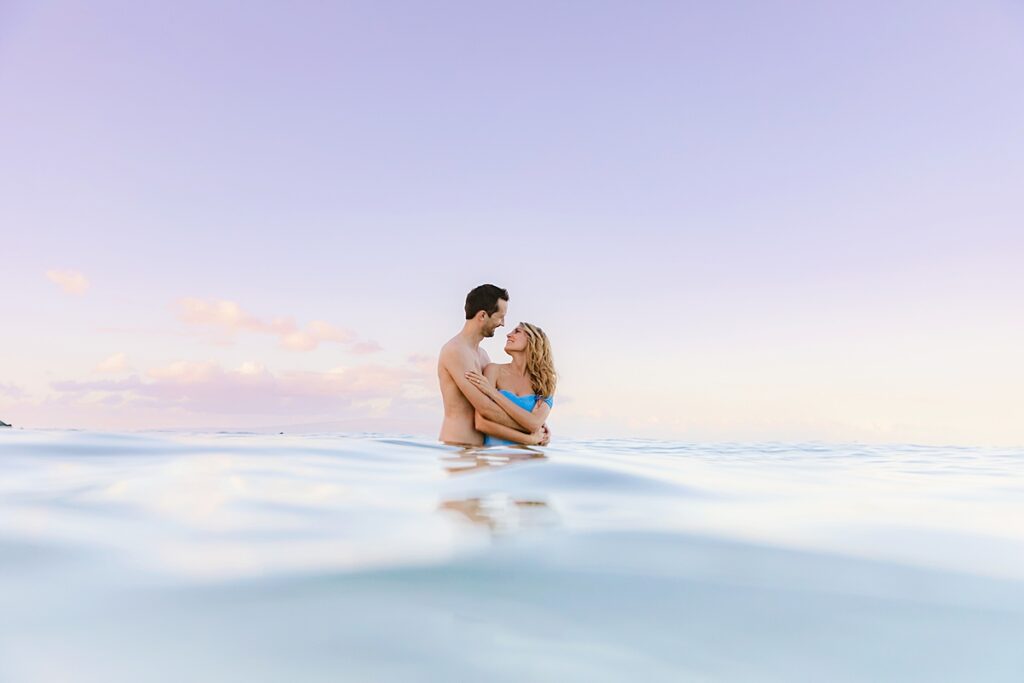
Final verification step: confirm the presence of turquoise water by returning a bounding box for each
[1,430,1022,681]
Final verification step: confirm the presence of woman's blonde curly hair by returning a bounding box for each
[520,322,557,398]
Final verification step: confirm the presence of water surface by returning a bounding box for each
[1,430,1022,681]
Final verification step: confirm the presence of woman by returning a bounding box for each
[464,322,556,446]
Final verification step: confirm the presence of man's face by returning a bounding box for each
[482,299,507,338]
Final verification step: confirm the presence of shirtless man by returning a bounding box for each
[438,284,548,446]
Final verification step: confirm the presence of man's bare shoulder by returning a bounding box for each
[439,337,475,366]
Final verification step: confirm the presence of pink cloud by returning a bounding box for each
[51,377,146,393]
[46,269,90,295]
[0,382,27,399]
[279,320,355,351]
[406,354,437,373]
[50,358,433,417]
[351,340,384,354]
[95,352,131,374]
[175,298,379,353]
[177,298,259,331]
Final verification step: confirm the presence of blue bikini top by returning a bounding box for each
[497,390,554,411]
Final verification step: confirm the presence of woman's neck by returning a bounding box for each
[508,351,528,375]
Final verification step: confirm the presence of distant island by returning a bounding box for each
[0,420,10,428]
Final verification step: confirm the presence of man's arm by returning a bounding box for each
[465,370,550,432]
[482,365,550,432]
[441,347,523,430]
[475,413,543,445]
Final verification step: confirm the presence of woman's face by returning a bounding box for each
[504,325,528,353]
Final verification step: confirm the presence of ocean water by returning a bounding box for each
[1,430,1022,682]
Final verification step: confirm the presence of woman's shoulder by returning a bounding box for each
[482,363,508,378]
[482,362,510,371]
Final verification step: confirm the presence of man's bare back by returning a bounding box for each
[438,336,491,446]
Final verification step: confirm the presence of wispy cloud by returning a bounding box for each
[278,320,355,352]
[46,269,89,295]
[51,358,432,416]
[0,382,27,399]
[176,298,379,353]
[95,352,131,374]
[406,354,436,372]
[351,340,384,354]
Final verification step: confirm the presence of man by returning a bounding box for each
[438,284,548,446]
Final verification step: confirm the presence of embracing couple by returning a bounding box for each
[438,284,556,447]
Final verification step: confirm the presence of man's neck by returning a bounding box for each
[458,321,485,346]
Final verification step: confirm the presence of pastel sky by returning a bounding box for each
[2,1,1022,445]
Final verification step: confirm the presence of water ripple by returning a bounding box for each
[1,429,1022,681]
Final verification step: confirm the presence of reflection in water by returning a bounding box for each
[441,446,546,475]
[439,446,558,533]
[440,495,559,534]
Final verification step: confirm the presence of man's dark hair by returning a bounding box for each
[465,284,509,319]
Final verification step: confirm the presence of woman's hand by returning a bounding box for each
[526,426,547,446]
[465,370,498,397]
[538,424,551,446]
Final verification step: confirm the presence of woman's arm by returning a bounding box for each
[475,412,544,445]
[465,370,551,432]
